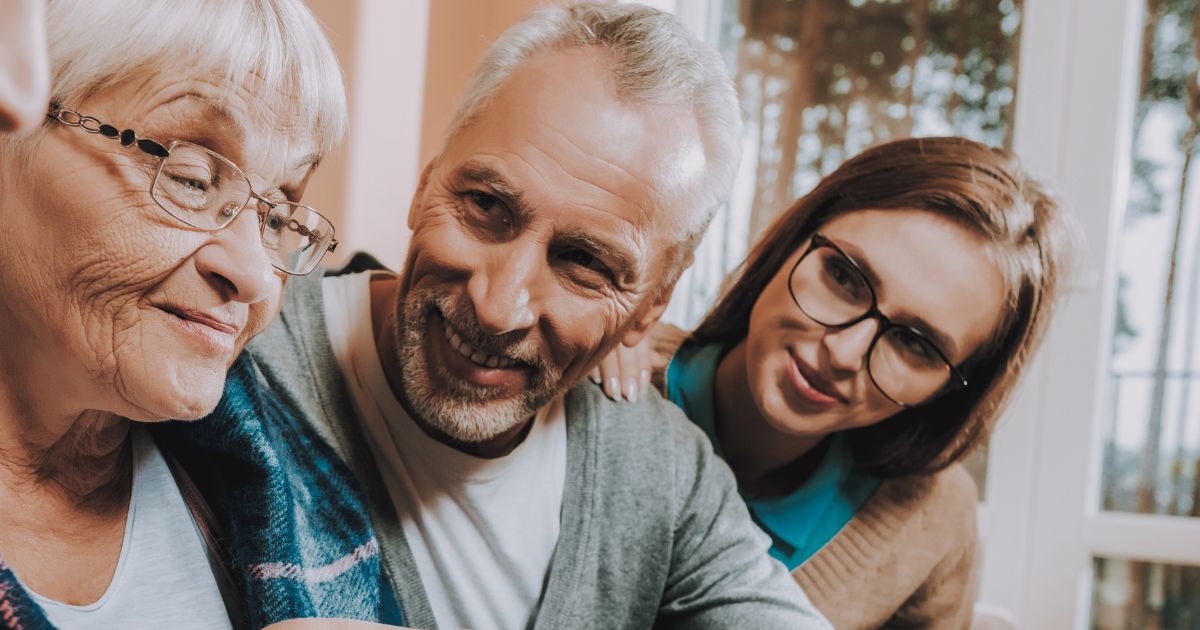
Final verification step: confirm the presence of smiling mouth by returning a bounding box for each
[440,315,520,370]
[158,305,240,335]
[789,350,848,405]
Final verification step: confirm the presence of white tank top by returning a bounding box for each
[25,428,233,630]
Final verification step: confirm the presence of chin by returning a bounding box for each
[117,360,229,422]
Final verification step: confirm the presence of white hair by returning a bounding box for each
[35,0,347,154]
[445,2,743,263]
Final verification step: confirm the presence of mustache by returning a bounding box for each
[412,288,549,369]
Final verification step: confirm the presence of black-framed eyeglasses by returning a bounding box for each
[788,232,968,407]
[47,105,338,276]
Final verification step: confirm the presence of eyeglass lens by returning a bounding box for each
[150,142,333,274]
[790,244,953,405]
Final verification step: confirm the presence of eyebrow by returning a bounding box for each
[840,243,961,358]
[459,162,525,214]
[456,160,640,285]
[162,92,321,171]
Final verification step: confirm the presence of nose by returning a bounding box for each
[194,206,278,304]
[823,317,879,374]
[466,245,539,335]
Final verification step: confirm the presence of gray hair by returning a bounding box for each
[19,0,346,155]
[444,2,743,281]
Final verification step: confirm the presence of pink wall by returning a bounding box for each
[303,0,545,270]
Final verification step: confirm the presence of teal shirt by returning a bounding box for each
[666,343,881,570]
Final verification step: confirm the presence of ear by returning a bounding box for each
[621,280,679,348]
[407,160,436,231]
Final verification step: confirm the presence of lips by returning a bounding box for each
[158,305,241,336]
[788,349,848,405]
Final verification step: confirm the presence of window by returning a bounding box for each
[1088,0,1200,622]
[660,0,1200,626]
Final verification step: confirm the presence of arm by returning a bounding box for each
[656,428,833,630]
[892,512,978,629]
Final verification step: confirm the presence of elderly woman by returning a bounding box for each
[0,0,391,628]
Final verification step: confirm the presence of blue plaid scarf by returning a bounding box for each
[0,355,403,630]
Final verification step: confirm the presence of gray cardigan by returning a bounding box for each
[246,274,831,630]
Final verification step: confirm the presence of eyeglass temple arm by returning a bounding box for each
[47,104,170,160]
[53,104,338,255]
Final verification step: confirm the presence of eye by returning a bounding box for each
[463,191,513,234]
[217,202,240,222]
[264,211,286,233]
[172,175,210,192]
[558,248,615,283]
[889,328,943,367]
[823,255,869,300]
[469,191,499,212]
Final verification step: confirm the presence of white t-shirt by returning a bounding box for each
[324,271,567,630]
[26,428,232,630]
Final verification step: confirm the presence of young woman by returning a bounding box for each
[595,136,1075,628]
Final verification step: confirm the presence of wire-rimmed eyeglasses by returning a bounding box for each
[48,105,338,276]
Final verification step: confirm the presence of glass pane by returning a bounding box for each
[1090,558,1200,629]
[1100,0,1200,517]
[716,0,1023,239]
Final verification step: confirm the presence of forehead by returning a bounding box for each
[441,47,708,237]
[91,72,319,159]
[821,209,1006,360]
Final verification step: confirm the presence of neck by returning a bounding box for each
[369,275,532,460]
[0,359,132,510]
[713,342,828,495]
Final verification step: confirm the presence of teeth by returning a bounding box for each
[440,315,517,370]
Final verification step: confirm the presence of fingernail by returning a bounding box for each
[640,369,651,389]
[624,378,639,403]
[590,373,601,385]
[607,377,620,401]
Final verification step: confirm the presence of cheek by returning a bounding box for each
[6,168,207,375]
[407,209,483,282]
[539,296,624,370]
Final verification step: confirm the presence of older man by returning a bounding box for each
[249,4,830,629]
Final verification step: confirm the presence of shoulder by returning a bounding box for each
[880,464,978,526]
[563,379,745,536]
[248,273,327,367]
[565,379,717,475]
[865,464,978,549]
[244,273,354,455]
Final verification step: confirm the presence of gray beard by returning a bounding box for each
[392,287,564,444]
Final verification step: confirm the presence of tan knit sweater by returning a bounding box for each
[794,464,979,630]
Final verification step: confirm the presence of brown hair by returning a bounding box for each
[689,136,1076,479]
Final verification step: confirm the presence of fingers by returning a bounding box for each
[592,336,656,402]
[617,338,643,403]
[591,352,621,401]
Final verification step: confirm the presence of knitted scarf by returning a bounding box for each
[0,355,403,630]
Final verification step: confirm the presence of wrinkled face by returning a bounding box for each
[0,0,49,133]
[390,48,708,442]
[742,209,1006,437]
[0,71,320,421]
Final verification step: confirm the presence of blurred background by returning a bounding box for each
[302,0,1199,627]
